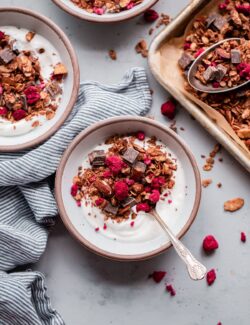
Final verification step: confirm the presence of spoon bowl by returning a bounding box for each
[188,38,250,94]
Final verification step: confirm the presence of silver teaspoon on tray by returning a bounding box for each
[151,209,207,281]
[187,38,250,94]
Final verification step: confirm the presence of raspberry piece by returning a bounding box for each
[183,42,191,50]
[212,82,220,88]
[136,131,145,141]
[103,223,107,230]
[206,269,216,286]
[95,198,104,206]
[0,31,5,40]
[237,63,250,80]
[125,178,135,186]
[0,107,8,116]
[152,176,165,189]
[102,170,112,178]
[166,284,176,296]
[144,186,151,193]
[194,48,205,58]
[93,7,104,15]
[161,100,176,120]
[144,9,159,23]
[95,227,100,232]
[76,200,81,207]
[127,2,134,10]
[236,4,250,15]
[114,181,129,201]
[218,2,227,10]
[136,202,150,213]
[12,109,27,121]
[241,232,246,243]
[106,155,124,175]
[71,184,78,196]
[203,235,219,252]
[130,221,135,227]
[24,86,40,105]
[149,189,160,203]
[144,156,152,165]
[0,84,3,95]
[149,271,166,283]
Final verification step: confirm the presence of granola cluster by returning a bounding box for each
[178,0,250,150]
[70,0,143,15]
[195,39,250,88]
[71,133,177,223]
[0,30,67,124]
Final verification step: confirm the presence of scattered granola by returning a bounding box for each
[202,179,212,188]
[109,49,117,60]
[203,144,221,171]
[70,0,143,15]
[0,27,67,134]
[156,13,171,28]
[224,197,244,212]
[71,133,177,222]
[135,39,148,58]
[178,0,250,151]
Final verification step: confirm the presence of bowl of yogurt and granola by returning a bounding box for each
[52,0,159,23]
[55,116,201,261]
[0,8,79,151]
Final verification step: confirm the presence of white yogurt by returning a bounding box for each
[0,26,63,137]
[81,138,186,243]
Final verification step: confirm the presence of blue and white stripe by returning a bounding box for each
[0,68,152,324]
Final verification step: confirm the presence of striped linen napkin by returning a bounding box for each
[0,68,152,325]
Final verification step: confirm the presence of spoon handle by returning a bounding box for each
[152,210,207,281]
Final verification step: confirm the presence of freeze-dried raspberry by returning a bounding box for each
[166,284,176,296]
[144,156,152,165]
[93,7,104,15]
[24,86,41,105]
[114,181,129,201]
[194,48,205,58]
[161,100,176,120]
[0,107,8,116]
[103,223,107,230]
[102,170,112,178]
[144,9,159,23]
[125,178,135,186]
[71,184,78,196]
[212,82,220,88]
[13,109,27,121]
[203,235,219,252]
[95,198,104,206]
[127,2,134,10]
[136,202,150,213]
[241,232,246,243]
[149,190,160,203]
[130,221,135,227]
[237,63,250,80]
[206,269,216,286]
[106,155,125,175]
[95,227,100,232]
[152,176,165,189]
[236,4,250,15]
[76,200,81,207]
[0,31,5,40]
[183,42,191,50]
[0,84,3,95]
[136,131,145,141]
[149,271,166,283]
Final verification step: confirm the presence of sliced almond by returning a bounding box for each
[53,63,68,75]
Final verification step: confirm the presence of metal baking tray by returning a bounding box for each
[148,0,250,172]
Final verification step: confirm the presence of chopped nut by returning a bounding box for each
[224,198,244,212]
[25,31,36,42]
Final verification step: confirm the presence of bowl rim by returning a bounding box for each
[0,7,80,152]
[52,0,159,23]
[55,116,201,262]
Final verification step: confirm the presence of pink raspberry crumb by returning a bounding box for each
[127,2,134,10]
[194,48,205,58]
[130,221,135,227]
[203,235,219,252]
[206,269,216,286]
[24,86,40,105]
[76,200,81,207]
[114,181,129,201]
[136,131,145,141]
[95,227,100,232]
[93,7,104,15]
[136,202,150,213]
[149,271,166,283]
[106,155,125,175]
[241,232,246,243]
[95,198,104,206]
[161,100,176,120]
[149,189,160,203]
[0,107,8,116]
[13,109,27,121]
[166,284,176,296]
[143,9,159,22]
[0,31,5,40]
[71,184,78,197]
[103,223,107,230]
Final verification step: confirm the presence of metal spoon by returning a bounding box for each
[188,38,249,94]
[151,209,207,281]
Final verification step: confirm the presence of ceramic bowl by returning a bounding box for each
[52,0,159,23]
[55,116,201,261]
[0,7,79,152]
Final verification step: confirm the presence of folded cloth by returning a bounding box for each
[0,68,152,324]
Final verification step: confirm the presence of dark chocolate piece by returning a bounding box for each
[206,13,218,27]
[203,66,218,82]
[231,49,241,64]
[122,147,139,164]
[216,64,227,81]
[213,15,227,30]
[132,161,146,179]
[88,150,106,166]
[20,95,28,111]
[0,48,16,64]
[47,81,62,98]
[178,53,194,70]
[122,197,137,208]
[104,203,119,216]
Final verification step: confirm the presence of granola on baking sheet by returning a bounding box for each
[70,0,143,15]
[71,132,177,223]
[178,0,250,151]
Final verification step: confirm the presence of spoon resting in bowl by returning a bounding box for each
[151,209,207,281]
[187,38,250,94]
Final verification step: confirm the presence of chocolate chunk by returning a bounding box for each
[206,13,218,27]
[122,197,137,208]
[203,66,218,82]
[122,147,139,164]
[213,15,227,30]
[47,81,62,98]
[132,161,146,179]
[0,48,16,64]
[89,150,106,166]
[20,95,28,111]
[104,203,119,216]
[216,64,227,81]
[231,49,241,64]
[216,48,231,59]
[178,53,194,70]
